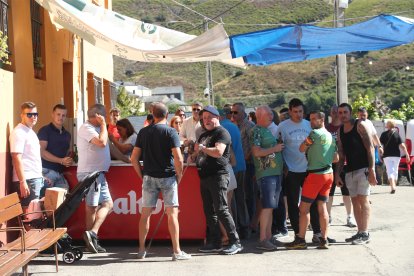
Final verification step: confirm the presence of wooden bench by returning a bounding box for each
[0,192,67,276]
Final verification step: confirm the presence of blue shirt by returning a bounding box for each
[38,123,71,173]
[277,119,311,173]
[221,119,246,173]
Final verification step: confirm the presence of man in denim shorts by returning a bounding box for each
[10,102,43,210]
[77,104,113,253]
[131,102,191,261]
[336,103,377,245]
[38,104,72,193]
[251,106,284,251]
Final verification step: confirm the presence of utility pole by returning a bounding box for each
[204,19,214,106]
[334,0,348,104]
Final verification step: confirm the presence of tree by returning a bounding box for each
[116,87,142,117]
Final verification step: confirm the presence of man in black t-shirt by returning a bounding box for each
[189,105,243,255]
[131,103,191,261]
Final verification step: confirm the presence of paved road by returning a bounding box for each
[25,182,414,276]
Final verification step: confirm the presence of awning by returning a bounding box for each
[230,15,414,66]
[36,0,244,67]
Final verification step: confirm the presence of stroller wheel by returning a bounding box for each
[73,247,83,261]
[62,250,76,264]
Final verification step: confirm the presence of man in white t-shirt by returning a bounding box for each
[357,107,381,148]
[77,104,112,254]
[180,102,203,147]
[10,102,43,209]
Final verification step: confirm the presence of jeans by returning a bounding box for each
[200,174,239,246]
[244,163,256,222]
[232,170,250,233]
[285,171,320,235]
[13,177,44,207]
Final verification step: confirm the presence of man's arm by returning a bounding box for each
[334,135,345,186]
[39,140,72,166]
[252,143,284,157]
[199,142,227,158]
[11,153,30,198]
[172,147,184,184]
[131,147,143,179]
[90,114,108,148]
[358,121,377,185]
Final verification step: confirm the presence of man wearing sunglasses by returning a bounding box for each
[180,102,203,148]
[10,102,43,210]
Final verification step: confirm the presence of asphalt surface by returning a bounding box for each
[20,179,414,276]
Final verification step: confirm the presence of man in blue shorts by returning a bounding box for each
[131,102,191,261]
[38,104,72,192]
[77,104,113,253]
[251,106,284,251]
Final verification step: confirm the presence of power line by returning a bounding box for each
[169,0,218,24]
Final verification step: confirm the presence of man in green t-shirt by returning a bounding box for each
[251,106,284,251]
[285,111,338,250]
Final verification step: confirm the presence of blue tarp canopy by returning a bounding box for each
[229,15,414,66]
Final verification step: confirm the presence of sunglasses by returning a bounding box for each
[178,113,186,117]
[25,112,39,118]
[230,111,239,115]
[192,108,201,112]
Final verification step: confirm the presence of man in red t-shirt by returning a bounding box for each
[108,107,121,141]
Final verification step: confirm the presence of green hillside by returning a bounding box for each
[112,0,414,111]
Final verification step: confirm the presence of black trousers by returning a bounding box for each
[200,174,240,246]
[285,171,321,235]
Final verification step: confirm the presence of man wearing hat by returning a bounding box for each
[189,105,243,255]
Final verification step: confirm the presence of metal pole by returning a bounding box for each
[204,19,213,105]
[334,0,348,104]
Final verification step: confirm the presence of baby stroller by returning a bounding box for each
[28,171,101,264]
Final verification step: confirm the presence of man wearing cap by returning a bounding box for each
[190,105,243,255]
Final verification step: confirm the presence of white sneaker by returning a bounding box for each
[172,251,192,261]
[346,216,357,228]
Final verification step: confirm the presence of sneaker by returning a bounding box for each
[222,243,243,255]
[345,232,361,243]
[272,231,289,240]
[199,243,223,253]
[172,251,192,261]
[312,233,322,243]
[137,251,146,259]
[284,236,307,250]
[327,237,336,244]
[256,240,277,251]
[317,238,329,249]
[352,232,371,245]
[346,216,357,228]
[95,241,107,253]
[83,231,98,253]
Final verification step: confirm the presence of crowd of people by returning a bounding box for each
[9,98,410,261]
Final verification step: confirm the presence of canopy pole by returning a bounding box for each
[334,0,348,104]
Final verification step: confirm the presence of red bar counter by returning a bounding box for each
[64,162,206,240]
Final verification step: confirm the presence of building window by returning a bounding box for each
[94,76,103,104]
[31,0,44,78]
[0,0,10,65]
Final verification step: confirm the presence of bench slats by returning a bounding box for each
[0,250,38,276]
[0,193,20,209]
[4,228,67,252]
[0,204,23,224]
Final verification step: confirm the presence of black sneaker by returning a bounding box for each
[317,238,329,249]
[345,232,361,243]
[222,243,243,255]
[285,236,307,250]
[352,232,371,245]
[95,238,107,253]
[199,243,223,253]
[83,231,98,253]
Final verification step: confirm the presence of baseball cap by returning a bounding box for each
[203,105,220,116]
[219,106,232,116]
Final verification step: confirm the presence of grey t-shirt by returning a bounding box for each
[77,121,110,173]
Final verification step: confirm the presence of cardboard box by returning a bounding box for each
[44,187,67,211]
